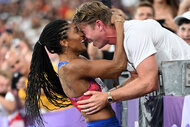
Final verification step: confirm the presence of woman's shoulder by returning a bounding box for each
[64,58,88,72]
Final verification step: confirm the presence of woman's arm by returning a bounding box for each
[70,15,127,79]
[87,43,103,60]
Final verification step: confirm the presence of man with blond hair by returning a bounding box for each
[72,1,190,120]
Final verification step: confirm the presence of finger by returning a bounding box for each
[77,99,91,105]
[83,91,98,96]
[85,108,99,115]
[80,103,98,113]
[78,103,91,109]
[85,104,97,112]
[81,107,93,113]
[81,107,96,114]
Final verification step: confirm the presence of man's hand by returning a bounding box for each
[77,91,108,115]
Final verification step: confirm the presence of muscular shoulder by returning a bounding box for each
[63,59,89,73]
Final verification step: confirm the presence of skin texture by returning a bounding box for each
[5,49,30,77]
[76,15,158,115]
[78,55,158,114]
[153,0,178,32]
[25,15,127,125]
[177,23,190,44]
[134,7,154,20]
[0,75,16,113]
[178,0,190,15]
[58,16,127,122]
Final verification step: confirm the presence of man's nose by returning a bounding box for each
[184,30,190,37]
[144,15,149,20]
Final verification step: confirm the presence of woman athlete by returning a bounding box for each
[25,15,126,127]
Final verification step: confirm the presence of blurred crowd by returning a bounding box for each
[0,0,189,126]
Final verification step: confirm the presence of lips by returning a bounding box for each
[80,35,86,43]
[183,38,190,42]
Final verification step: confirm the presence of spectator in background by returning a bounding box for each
[148,0,179,32]
[16,76,27,107]
[0,70,15,117]
[0,29,13,47]
[0,44,9,69]
[0,14,7,35]
[0,70,24,127]
[11,36,33,63]
[57,0,80,20]
[23,13,47,45]
[5,47,72,114]
[133,1,176,34]
[174,11,190,45]
[5,48,30,77]
[133,1,155,20]
[178,0,190,15]
[120,0,139,19]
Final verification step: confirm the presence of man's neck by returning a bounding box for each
[105,25,117,45]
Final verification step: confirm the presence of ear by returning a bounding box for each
[95,20,105,31]
[60,40,69,47]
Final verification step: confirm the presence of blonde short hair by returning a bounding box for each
[72,1,112,27]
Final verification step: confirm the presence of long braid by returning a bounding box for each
[25,20,72,126]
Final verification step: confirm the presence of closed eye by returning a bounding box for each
[74,26,79,32]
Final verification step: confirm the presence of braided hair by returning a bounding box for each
[25,19,72,126]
